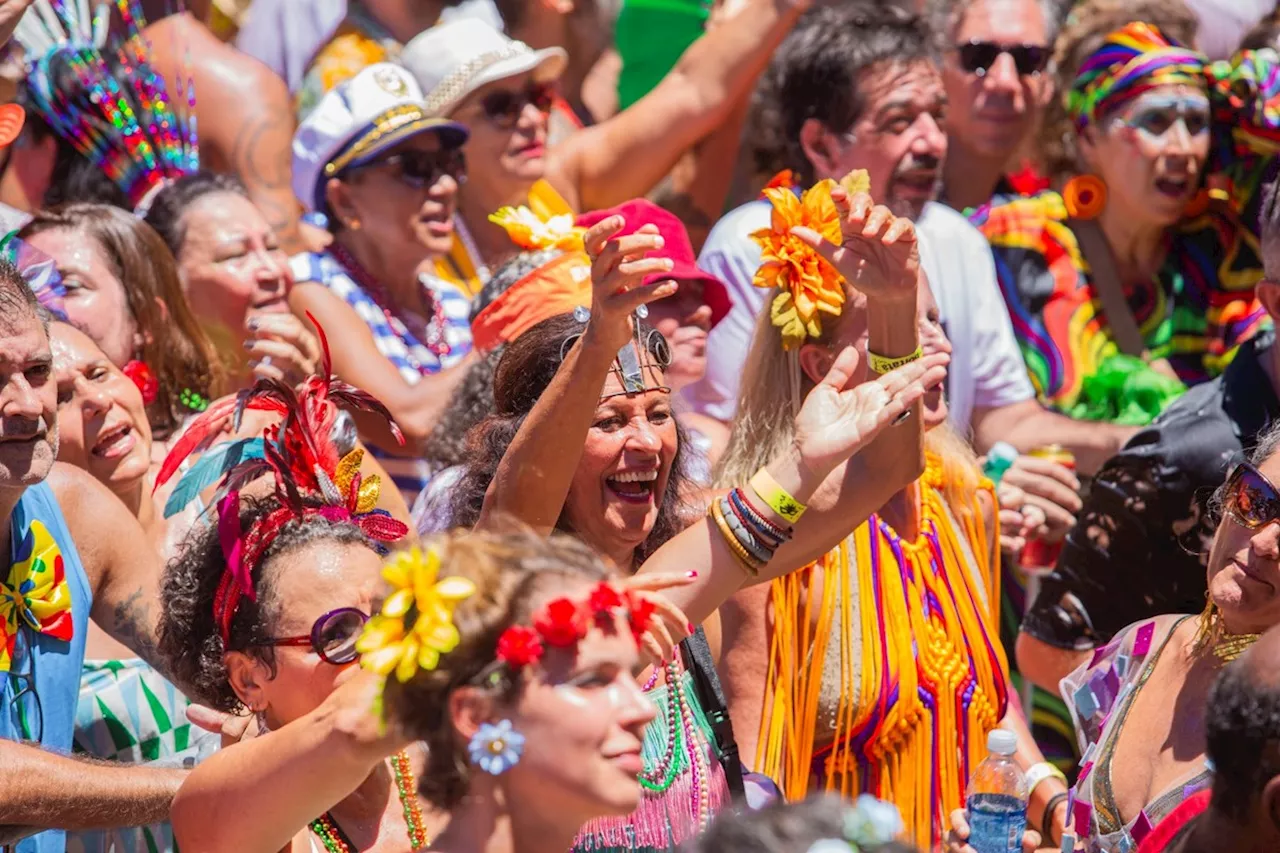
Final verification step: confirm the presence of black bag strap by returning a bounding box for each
[680,628,746,802]
[1068,217,1148,358]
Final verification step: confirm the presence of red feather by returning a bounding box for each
[155,396,240,489]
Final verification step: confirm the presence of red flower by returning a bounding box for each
[122,360,159,405]
[588,583,624,618]
[534,598,587,647]
[496,625,543,668]
[626,592,656,645]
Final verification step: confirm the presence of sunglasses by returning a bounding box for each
[352,147,467,188]
[479,82,556,128]
[955,40,1050,77]
[1119,96,1211,140]
[1224,462,1280,530]
[259,606,368,665]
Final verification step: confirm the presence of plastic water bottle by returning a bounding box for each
[966,729,1029,853]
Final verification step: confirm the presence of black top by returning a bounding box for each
[1022,327,1280,650]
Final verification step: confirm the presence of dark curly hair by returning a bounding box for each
[423,349,504,472]
[1206,654,1280,821]
[157,495,375,712]
[384,527,611,809]
[681,793,919,853]
[748,2,937,187]
[448,313,693,566]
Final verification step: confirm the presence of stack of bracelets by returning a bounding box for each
[708,469,803,576]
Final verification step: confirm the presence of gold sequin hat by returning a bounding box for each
[401,19,567,118]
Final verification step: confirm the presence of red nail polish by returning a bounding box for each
[686,570,698,579]
[687,622,696,634]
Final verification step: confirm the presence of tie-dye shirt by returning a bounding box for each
[970,48,1280,415]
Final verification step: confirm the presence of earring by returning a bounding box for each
[121,360,159,405]
[347,218,362,231]
[254,708,273,735]
[1062,174,1107,220]
[468,719,525,775]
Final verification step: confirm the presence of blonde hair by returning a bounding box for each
[381,526,612,809]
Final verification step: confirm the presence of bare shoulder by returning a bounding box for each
[45,462,144,589]
[45,461,117,518]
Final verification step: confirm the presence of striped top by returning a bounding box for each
[290,249,473,503]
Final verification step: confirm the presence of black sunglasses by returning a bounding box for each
[1224,462,1280,530]
[350,147,467,189]
[479,82,556,129]
[259,606,368,665]
[956,40,1050,77]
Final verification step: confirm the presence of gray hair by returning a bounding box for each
[928,0,1065,52]
[1261,179,1280,281]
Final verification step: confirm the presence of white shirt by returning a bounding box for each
[682,199,1035,433]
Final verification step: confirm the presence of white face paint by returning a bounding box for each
[554,683,594,709]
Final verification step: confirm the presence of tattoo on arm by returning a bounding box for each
[109,589,163,676]
[229,109,303,252]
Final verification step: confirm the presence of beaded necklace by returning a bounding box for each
[328,242,450,359]
[309,750,428,852]
[756,453,1009,851]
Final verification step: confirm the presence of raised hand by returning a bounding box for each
[244,313,322,388]
[618,571,696,668]
[793,345,948,478]
[791,187,919,305]
[582,215,677,351]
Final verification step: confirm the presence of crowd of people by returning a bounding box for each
[3,0,1280,851]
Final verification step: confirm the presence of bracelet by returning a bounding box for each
[729,488,792,544]
[709,500,762,576]
[748,468,807,524]
[718,496,775,564]
[1040,790,1071,844]
[867,346,922,374]
[1025,761,1068,795]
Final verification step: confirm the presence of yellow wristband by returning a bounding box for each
[867,346,922,374]
[748,468,807,524]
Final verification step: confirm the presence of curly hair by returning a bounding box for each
[157,496,374,712]
[1036,0,1199,183]
[423,349,504,472]
[448,313,693,565]
[748,2,936,187]
[383,527,611,809]
[681,794,919,853]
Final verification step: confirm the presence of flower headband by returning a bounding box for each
[156,318,409,644]
[804,795,904,853]
[750,170,869,350]
[1066,22,1206,131]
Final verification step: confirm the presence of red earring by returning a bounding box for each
[122,360,159,405]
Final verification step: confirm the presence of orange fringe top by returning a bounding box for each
[755,453,1011,850]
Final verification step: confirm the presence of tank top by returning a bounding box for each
[2,482,91,853]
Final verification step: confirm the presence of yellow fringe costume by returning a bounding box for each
[755,453,1011,851]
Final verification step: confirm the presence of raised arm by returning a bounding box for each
[0,739,184,843]
[548,0,806,212]
[476,216,677,533]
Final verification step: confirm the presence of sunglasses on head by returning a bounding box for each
[1223,462,1280,530]
[955,40,1050,77]
[350,147,467,188]
[259,606,368,665]
[479,81,556,128]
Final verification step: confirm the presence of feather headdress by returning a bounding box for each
[156,317,409,644]
[15,0,199,211]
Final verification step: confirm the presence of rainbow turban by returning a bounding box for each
[1066,22,1207,130]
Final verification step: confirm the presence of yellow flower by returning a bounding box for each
[489,205,585,252]
[750,169,871,350]
[357,545,476,683]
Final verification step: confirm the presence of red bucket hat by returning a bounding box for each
[576,199,730,328]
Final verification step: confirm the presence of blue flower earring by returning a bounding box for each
[468,719,525,775]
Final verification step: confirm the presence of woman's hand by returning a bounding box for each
[945,809,1042,853]
[791,188,919,306]
[1000,455,1081,544]
[994,481,1048,555]
[792,345,948,479]
[582,215,677,352]
[323,666,410,762]
[619,571,697,667]
[244,313,322,387]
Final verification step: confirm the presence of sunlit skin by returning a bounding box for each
[25,228,140,367]
[561,366,677,570]
[49,323,152,499]
[447,72,551,211]
[0,311,57,489]
[1206,453,1280,636]
[645,281,713,392]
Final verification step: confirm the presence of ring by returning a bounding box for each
[892,410,912,426]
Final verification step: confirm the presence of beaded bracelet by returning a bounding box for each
[709,500,762,576]
[724,493,782,553]
[717,496,775,564]
[728,488,791,546]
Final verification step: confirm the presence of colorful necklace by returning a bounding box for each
[328,242,450,359]
[309,750,427,852]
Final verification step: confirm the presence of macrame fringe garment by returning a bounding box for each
[574,667,729,851]
[755,455,1011,851]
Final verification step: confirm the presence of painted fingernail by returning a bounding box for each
[686,570,698,579]
[242,339,254,349]
[687,622,696,634]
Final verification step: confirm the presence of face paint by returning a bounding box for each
[554,683,594,709]
[1116,92,1210,144]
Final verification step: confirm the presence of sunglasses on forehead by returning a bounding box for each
[479,81,557,129]
[1223,462,1280,531]
[257,606,368,665]
[955,40,1050,77]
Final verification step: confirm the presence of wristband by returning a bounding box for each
[1025,761,1069,795]
[1041,790,1071,844]
[867,346,922,374]
[748,468,807,524]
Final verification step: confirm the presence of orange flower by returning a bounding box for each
[489,205,585,252]
[750,170,870,350]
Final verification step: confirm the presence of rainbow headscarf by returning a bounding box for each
[1066,21,1207,130]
